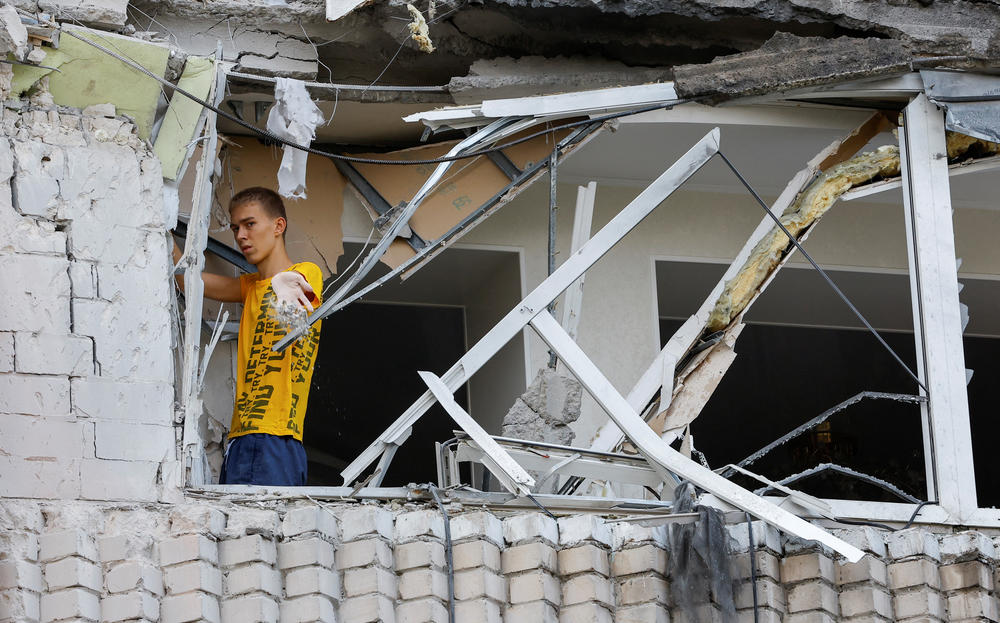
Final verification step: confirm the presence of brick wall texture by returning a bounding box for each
[2,498,1000,623]
[0,103,178,503]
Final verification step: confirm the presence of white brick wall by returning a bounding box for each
[0,255,70,333]
[0,375,70,416]
[5,500,1000,623]
[1,104,175,504]
[13,332,93,376]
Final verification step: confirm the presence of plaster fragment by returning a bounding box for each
[0,4,28,61]
[26,47,46,64]
[265,77,324,199]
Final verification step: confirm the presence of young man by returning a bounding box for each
[173,187,323,486]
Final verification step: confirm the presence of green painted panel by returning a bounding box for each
[153,56,214,180]
[11,25,169,139]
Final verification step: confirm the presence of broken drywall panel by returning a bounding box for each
[11,25,170,139]
[349,127,576,270]
[649,337,739,439]
[153,56,214,181]
[216,137,345,278]
[265,77,326,199]
[672,33,911,104]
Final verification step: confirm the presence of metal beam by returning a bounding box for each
[179,46,225,488]
[529,310,864,563]
[899,93,978,518]
[333,159,428,252]
[339,128,721,487]
[485,149,522,181]
[420,372,536,496]
[453,443,663,490]
[273,117,525,352]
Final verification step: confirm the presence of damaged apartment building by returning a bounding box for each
[4,0,1000,621]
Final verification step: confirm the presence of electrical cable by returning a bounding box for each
[718,152,928,393]
[428,486,456,623]
[321,225,377,297]
[901,499,937,530]
[745,512,760,623]
[526,493,557,520]
[830,499,938,532]
[62,28,687,167]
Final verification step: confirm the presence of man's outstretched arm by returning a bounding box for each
[172,238,243,303]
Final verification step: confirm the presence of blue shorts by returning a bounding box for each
[220,433,307,486]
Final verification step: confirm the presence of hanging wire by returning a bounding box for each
[718,152,927,393]
[60,28,687,167]
[745,513,760,623]
[428,486,457,623]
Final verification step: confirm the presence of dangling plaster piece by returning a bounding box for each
[265,77,325,199]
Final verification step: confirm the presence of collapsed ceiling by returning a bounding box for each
[111,0,1000,99]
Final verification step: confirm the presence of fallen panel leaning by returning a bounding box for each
[340,128,722,488]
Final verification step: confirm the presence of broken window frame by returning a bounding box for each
[176,46,226,489]
[181,73,1000,531]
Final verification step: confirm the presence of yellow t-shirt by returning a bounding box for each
[229,262,323,442]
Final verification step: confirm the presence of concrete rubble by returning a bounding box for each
[501,368,582,446]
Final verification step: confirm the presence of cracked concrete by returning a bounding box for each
[127,0,1000,105]
[673,32,913,102]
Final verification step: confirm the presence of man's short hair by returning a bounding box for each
[229,187,286,222]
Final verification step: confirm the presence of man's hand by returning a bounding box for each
[272,271,316,312]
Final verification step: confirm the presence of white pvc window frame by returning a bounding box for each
[756,89,994,527]
[187,78,1000,530]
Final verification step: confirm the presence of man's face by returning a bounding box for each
[230,201,284,265]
